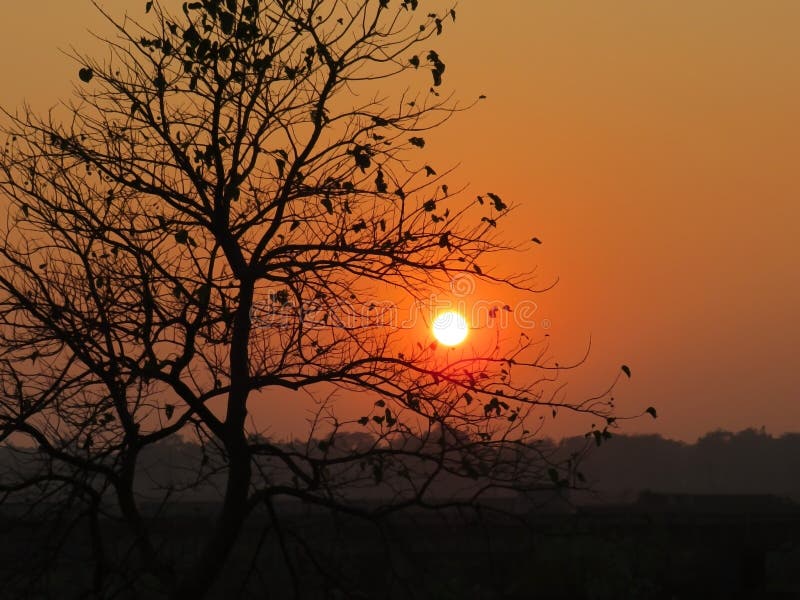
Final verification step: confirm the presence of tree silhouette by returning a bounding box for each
[0,1,640,597]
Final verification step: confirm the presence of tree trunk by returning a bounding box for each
[172,442,251,599]
[173,282,255,598]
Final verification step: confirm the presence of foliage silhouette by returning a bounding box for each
[0,1,637,597]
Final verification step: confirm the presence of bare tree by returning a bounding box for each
[0,1,645,597]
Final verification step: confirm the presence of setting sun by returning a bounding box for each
[432,311,469,346]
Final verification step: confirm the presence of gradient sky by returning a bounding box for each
[1,1,798,441]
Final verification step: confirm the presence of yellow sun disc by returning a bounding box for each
[432,311,469,346]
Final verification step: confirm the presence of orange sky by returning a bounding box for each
[1,1,798,441]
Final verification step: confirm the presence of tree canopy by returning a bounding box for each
[0,1,643,597]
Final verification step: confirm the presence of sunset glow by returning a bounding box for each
[432,311,469,346]
[5,1,800,597]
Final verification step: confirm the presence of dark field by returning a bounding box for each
[3,496,800,599]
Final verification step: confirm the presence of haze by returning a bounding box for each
[2,1,798,441]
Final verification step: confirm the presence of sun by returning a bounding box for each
[432,311,469,346]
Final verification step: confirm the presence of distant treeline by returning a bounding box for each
[4,427,798,505]
[575,428,800,503]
